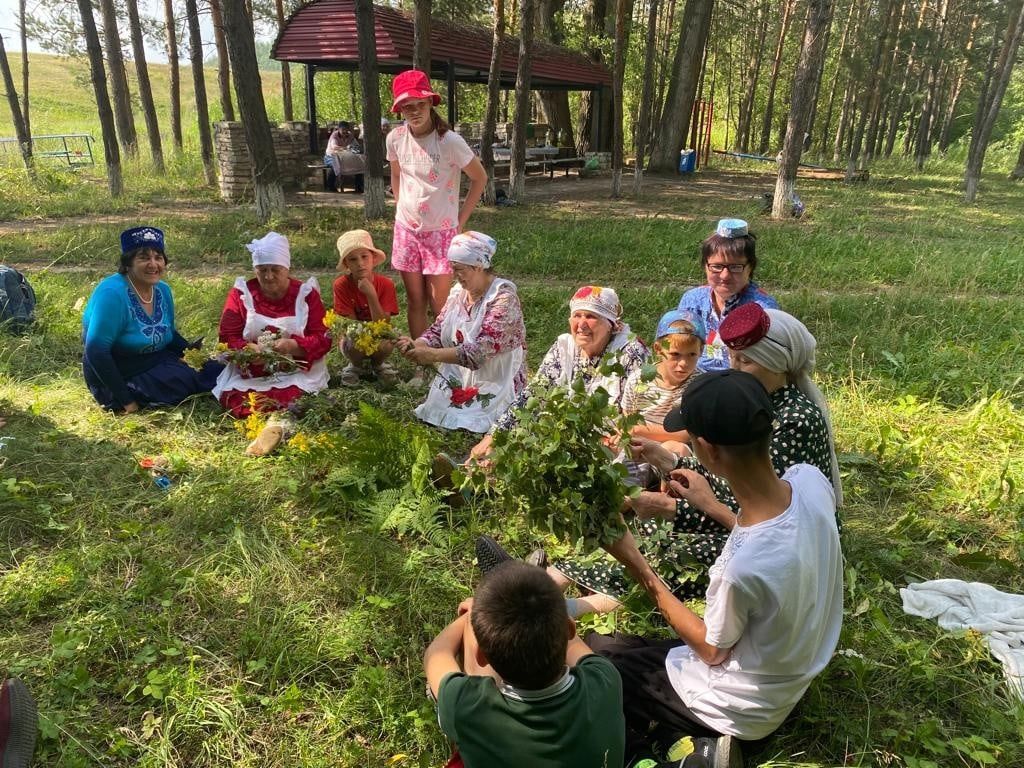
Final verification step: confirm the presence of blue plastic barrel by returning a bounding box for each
[678,149,696,173]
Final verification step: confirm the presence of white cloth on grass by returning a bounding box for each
[901,579,1024,700]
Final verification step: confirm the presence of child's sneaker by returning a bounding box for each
[339,363,361,387]
[0,677,39,768]
[475,535,514,574]
[374,360,399,387]
[663,734,742,768]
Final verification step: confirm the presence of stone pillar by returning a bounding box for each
[213,120,313,202]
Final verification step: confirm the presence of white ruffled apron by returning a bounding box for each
[415,278,524,434]
[212,277,329,401]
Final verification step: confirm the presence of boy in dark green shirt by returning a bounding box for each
[424,562,625,768]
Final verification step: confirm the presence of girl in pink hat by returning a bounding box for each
[386,69,487,359]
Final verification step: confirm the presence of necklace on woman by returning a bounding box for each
[127,276,154,305]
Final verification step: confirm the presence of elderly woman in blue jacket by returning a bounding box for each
[81,226,222,413]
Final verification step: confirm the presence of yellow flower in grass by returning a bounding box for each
[287,431,312,453]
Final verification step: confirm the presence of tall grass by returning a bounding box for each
[1,152,1023,766]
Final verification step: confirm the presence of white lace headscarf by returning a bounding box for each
[740,309,843,507]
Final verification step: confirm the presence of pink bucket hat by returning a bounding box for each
[390,69,441,113]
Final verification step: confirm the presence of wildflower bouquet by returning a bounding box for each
[183,331,299,376]
[324,310,398,356]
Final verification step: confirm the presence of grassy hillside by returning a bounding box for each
[0,52,300,149]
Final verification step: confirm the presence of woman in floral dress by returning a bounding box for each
[399,232,526,434]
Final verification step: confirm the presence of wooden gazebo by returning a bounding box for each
[271,0,612,154]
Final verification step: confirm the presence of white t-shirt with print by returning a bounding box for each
[386,125,475,232]
[664,463,843,740]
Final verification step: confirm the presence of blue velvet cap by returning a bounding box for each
[715,218,749,238]
[656,309,706,343]
[120,226,165,255]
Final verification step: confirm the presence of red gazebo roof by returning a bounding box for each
[272,0,611,90]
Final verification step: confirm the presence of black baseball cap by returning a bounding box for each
[663,370,775,445]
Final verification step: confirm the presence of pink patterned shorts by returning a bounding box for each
[391,220,457,276]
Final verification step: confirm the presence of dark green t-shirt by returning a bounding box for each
[437,654,625,768]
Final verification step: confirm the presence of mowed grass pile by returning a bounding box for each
[2,158,1024,767]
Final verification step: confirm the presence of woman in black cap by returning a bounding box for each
[81,226,223,413]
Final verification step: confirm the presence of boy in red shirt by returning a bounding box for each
[333,230,401,386]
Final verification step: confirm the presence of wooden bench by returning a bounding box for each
[489,158,585,179]
[542,157,586,178]
[307,163,332,191]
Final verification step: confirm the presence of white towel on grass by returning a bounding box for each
[901,579,1024,699]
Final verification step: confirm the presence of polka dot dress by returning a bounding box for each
[553,385,836,600]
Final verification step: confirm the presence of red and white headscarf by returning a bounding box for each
[569,285,622,325]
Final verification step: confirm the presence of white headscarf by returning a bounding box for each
[448,231,497,268]
[743,309,843,507]
[246,231,291,269]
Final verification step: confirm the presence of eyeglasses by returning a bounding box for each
[706,262,749,275]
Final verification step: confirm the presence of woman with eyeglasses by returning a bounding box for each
[677,218,778,371]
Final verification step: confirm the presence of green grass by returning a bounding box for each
[2,156,1024,767]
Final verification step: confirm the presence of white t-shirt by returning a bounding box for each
[665,464,843,739]
[386,125,475,232]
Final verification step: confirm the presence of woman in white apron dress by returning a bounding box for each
[399,232,527,434]
[214,232,332,455]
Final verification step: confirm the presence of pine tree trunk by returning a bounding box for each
[648,0,713,171]
[0,32,32,169]
[76,0,122,196]
[126,0,164,172]
[510,0,535,201]
[774,0,834,218]
[354,0,388,218]
[536,0,575,153]
[185,0,215,185]
[864,0,904,162]
[99,0,138,157]
[163,0,183,151]
[610,0,631,198]
[758,0,795,156]
[734,0,769,153]
[222,0,284,222]
[884,0,929,157]
[1010,140,1024,180]
[914,0,949,170]
[18,0,29,140]
[964,1,1024,202]
[481,0,506,205]
[576,0,608,154]
[414,0,432,72]
[633,0,659,194]
[818,0,860,157]
[938,13,978,152]
[209,0,235,121]
[275,0,292,120]
[845,0,892,179]
[832,79,854,162]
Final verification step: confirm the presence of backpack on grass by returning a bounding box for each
[0,265,37,330]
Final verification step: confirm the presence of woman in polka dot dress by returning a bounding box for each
[559,304,843,604]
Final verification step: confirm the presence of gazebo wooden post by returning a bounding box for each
[446,59,457,125]
[306,64,318,154]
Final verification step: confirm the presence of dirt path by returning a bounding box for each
[0,169,778,236]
